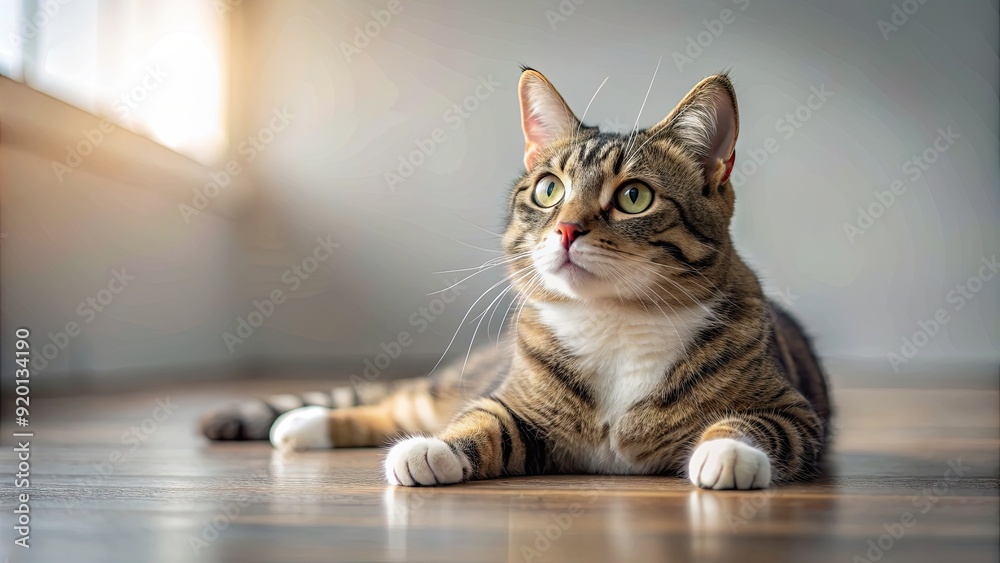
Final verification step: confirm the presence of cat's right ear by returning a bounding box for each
[648,74,739,191]
[518,68,580,171]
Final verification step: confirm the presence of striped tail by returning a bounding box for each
[200,344,509,443]
[200,378,409,441]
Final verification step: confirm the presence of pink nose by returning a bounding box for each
[555,222,589,250]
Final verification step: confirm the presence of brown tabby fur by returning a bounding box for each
[201,68,831,486]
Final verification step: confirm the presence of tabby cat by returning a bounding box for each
[201,68,831,490]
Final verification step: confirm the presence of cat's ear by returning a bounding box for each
[650,74,739,190]
[518,68,581,171]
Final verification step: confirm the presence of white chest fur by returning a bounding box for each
[533,300,715,472]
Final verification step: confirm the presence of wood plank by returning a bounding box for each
[0,381,997,563]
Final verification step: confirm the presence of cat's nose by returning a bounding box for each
[555,222,590,250]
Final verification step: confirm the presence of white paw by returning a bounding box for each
[269,406,332,450]
[688,438,771,490]
[385,437,469,486]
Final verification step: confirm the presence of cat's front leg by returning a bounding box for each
[385,396,547,486]
[687,404,824,489]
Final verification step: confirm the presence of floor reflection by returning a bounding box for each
[382,482,839,561]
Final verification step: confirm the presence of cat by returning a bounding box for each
[200,68,832,490]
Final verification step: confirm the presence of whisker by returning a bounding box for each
[449,212,505,238]
[587,262,678,358]
[512,275,545,339]
[432,252,531,275]
[427,268,530,377]
[575,75,610,143]
[461,268,536,378]
[487,272,532,342]
[583,250,732,328]
[631,263,724,324]
[486,285,516,342]
[623,126,667,169]
[498,272,540,345]
[588,261,630,309]
[623,55,663,163]
[591,245,746,315]
[468,265,534,325]
[449,239,504,253]
[428,253,532,295]
[610,266,689,357]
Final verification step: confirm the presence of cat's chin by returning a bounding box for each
[556,260,594,281]
[539,268,621,301]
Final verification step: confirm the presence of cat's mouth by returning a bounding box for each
[556,257,594,278]
[531,239,626,299]
[536,250,602,295]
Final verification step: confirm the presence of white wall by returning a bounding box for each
[2,0,996,388]
[0,78,242,387]
[235,0,999,374]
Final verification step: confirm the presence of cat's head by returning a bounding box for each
[503,68,740,307]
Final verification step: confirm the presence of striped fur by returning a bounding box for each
[199,348,508,445]
[200,69,831,489]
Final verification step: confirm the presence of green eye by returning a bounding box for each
[615,183,653,214]
[533,175,565,208]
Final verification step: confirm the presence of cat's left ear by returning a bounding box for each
[518,68,581,171]
[650,74,739,191]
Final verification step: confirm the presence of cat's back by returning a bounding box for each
[768,301,832,430]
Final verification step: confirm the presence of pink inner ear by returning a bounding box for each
[706,90,737,164]
[700,89,738,185]
[720,150,736,184]
[522,113,547,170]
[518,72,579,171]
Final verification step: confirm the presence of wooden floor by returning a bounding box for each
[1,377,998,563]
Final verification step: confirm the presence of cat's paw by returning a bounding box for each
[688,438,771,490]
[269,406,332,450]
[385,437,469,486]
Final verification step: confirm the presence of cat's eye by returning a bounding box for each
[532,175,565,208]
[614,182,654,214]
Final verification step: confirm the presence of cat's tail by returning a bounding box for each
[201,344,510,444]
[199,377,425,441]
